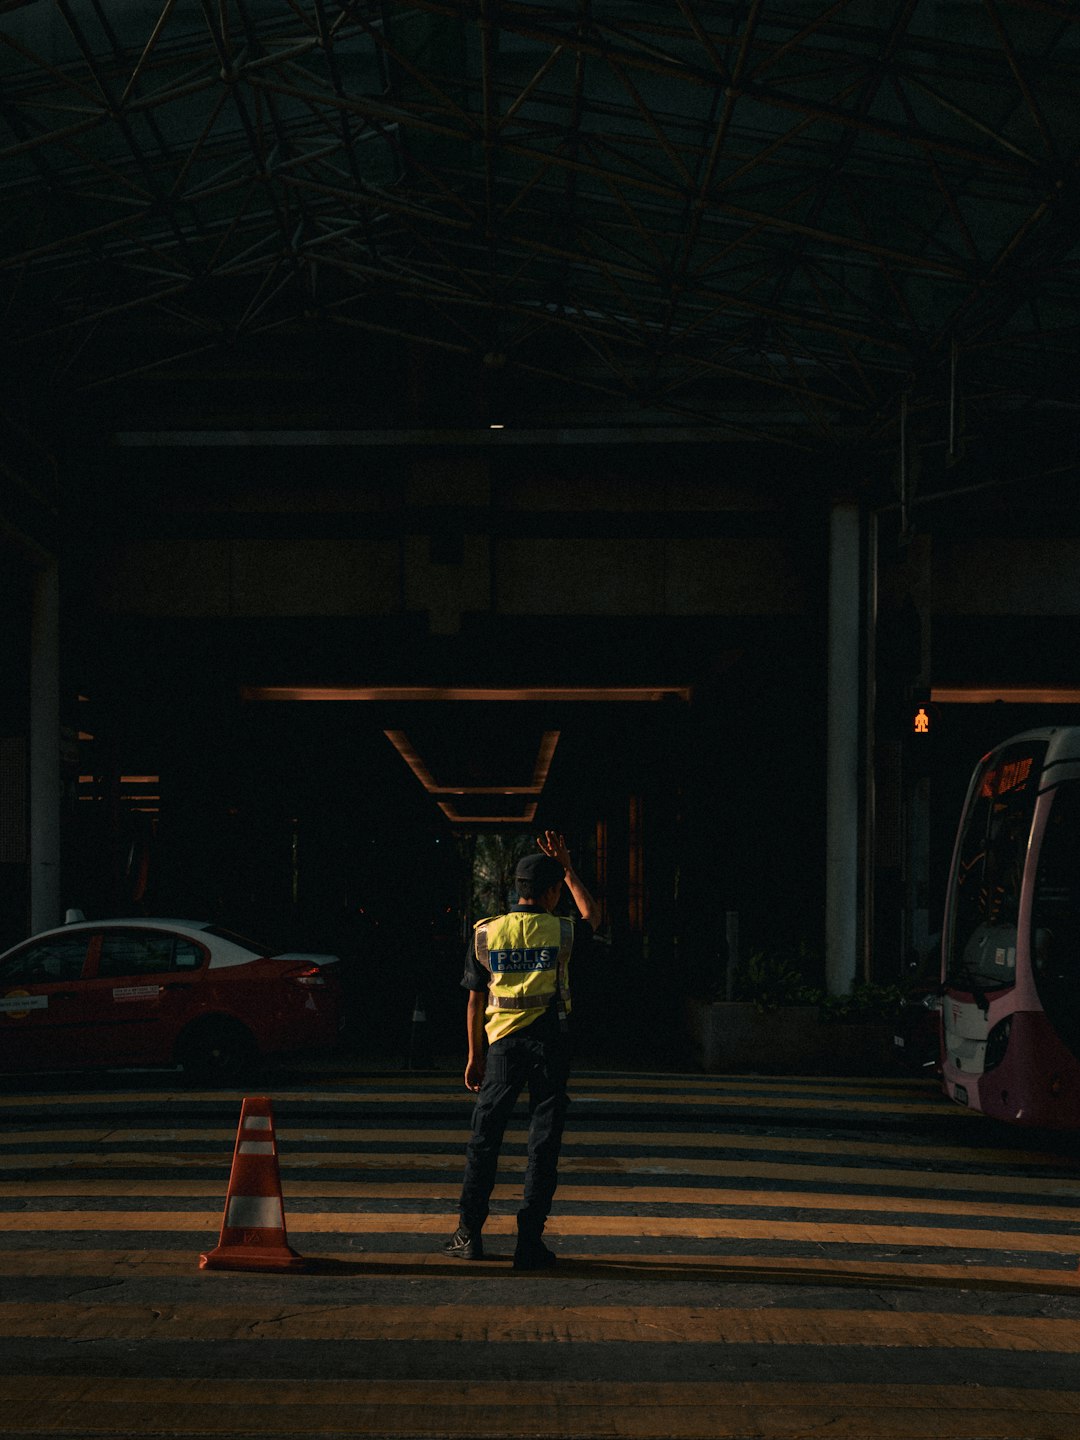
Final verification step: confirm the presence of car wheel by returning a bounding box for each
[177,1017,258,1079]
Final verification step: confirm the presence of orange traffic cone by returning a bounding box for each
[200,1096,307,1273]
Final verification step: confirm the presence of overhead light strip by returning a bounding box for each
[242,685,690,703]
[437,801,539,825]
[384,730,560,825]
[384,729,559,798]
[532,731,560,790]
[932,687,1080,704]
[383,731,439,792]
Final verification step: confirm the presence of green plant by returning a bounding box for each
[722,942,907,1023]
[816,981,907,1024]
[471,832,535,919]
[733,949,821,1012]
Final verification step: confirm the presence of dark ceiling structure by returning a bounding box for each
[2,1,1080,499]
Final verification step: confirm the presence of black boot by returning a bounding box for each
[442,1225,484,1260]
[512,1235,557,1271]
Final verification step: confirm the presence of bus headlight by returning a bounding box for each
[984,1016,1012,1071]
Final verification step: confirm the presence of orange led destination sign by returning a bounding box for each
[979,756,1034,799]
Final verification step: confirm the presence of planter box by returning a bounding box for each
[686,999,896,1075]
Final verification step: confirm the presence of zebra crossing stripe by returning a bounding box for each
[3,1204,1078,1251]
[2,1378,1080,1439]
[5,1172,1080,1208]
[0,1087,951,1113]
[2,1071,1078,1438]
[2,1209,1079,1254]
[0,1249,1078,1293]
[3,1301,1080,1349]
[0,1125,1066,1177]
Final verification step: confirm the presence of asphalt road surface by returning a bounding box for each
[1,1063,1079,1439]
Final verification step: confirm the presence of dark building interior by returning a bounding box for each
[4,0,1080,1058]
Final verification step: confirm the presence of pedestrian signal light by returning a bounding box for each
[913,706,930,735]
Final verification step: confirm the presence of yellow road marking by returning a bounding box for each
[0,1129,242,1147]
[0,1075,931,1101]
[2,1249,1080,1293]
[571,1078,948,1100]
[0,1126,1069,1173]
[609,1077,936,1091]
[1,1210,1077,1253]
[313,1074,938,1096]
[2,1378,1080,1439]
[299,1073,936,1092]
[6,1163,1080,1221]
[8,1163,1080,1209]
[0,1088,951,1113]
[0,1071,928,1092]
[3,1301,1080,1349]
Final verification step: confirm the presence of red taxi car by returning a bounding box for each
[0,919,344,1076]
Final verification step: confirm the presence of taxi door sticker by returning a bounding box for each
[0,991,48,1018]
[112,985,162,1002]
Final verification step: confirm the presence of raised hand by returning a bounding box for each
[537,830,570,869]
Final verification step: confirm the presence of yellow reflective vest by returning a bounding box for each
[473,909,575,1044]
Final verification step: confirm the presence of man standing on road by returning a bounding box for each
[443,829,601,1271]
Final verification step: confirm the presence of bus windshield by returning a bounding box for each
[945,741,1046,991]
[1031,779,1080,1060]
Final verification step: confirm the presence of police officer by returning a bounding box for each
[443,829,600,1270]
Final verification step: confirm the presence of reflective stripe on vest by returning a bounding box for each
[474,912,573,1039]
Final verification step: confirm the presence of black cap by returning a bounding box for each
[514,852,565,892]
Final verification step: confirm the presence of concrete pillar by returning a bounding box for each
[861,509,879,983]
[826,503,860,996]
[904,533,933,971]
[30,559,60,932]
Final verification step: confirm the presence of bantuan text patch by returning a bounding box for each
[490,948,556,973]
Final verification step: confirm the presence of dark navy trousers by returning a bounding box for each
[458,1023,571,1241]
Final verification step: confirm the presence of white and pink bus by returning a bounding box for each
[941,726,1080,1129]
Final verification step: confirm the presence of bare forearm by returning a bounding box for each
[564,865,601,929]
[539,829,602,929]
[464,990,487,1091]
[467,990,486,1060]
